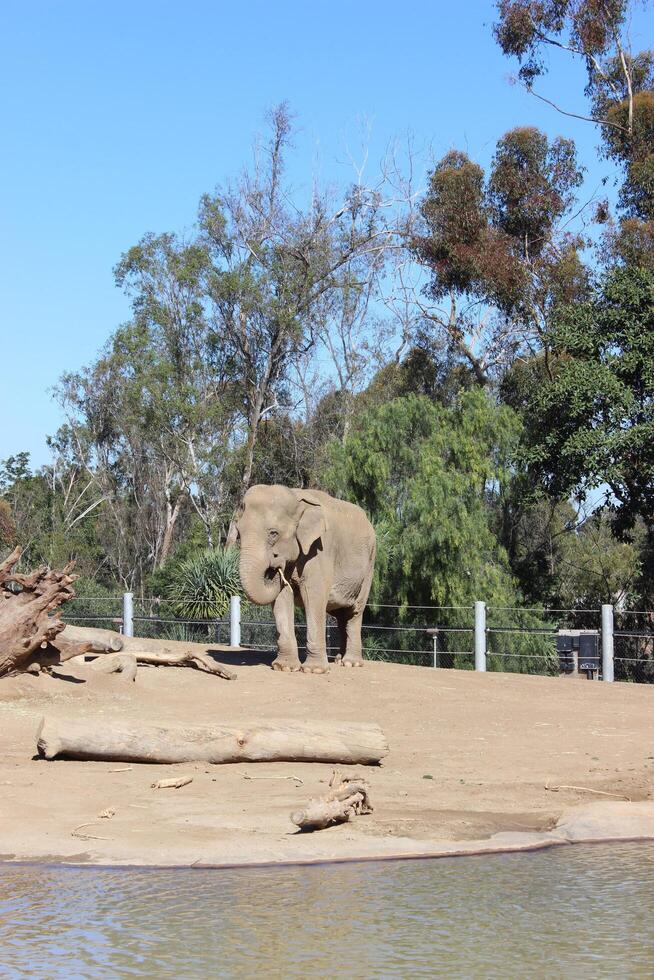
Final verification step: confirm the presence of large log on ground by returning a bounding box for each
[60,624,125,653]
[37,718,388,766]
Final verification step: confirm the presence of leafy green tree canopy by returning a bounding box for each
[505,266,654,531]
[324,390,523,609]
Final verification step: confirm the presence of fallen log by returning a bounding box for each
[291,776,373,831]
[61,624,125,654]
[37,718,388,766]
[0,549,236,681]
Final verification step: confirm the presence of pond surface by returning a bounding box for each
[2,843,654,978]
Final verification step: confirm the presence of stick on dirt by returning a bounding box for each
[152,776,193,789]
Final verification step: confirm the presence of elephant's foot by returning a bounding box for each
[300,655,330,674]
[271,655,301,672]
[338,654,364,668]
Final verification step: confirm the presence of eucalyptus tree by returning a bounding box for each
[412,127,586,384]
[503,266,654,536]
[494,0,654,269]
[199,105,396,520]
[55,234,236,585]
[494,0,647,139]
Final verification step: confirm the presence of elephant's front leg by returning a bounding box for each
[300,585,329,674]
[271,585,300,672]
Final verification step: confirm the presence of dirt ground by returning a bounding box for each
[1,649,653,866]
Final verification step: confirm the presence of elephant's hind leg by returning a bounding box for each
[334,610,348,664]
[300,586,329,673]
[339,610,365,667]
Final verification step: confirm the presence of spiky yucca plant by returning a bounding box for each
[166,547,241,620]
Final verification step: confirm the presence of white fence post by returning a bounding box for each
[474,601,486,672]
[601,603,614,683]
[122,592,134,638]
[230,596,241,648]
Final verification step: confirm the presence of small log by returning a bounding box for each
[291,777,373,831]
[91,653,138,682]
[37,719,388,766]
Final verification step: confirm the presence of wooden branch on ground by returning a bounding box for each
[36,719,389,766]
[61,625,237,680]
[128,648,236,681]
[291,776,373,831]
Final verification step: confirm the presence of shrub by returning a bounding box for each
[166,547,241,620]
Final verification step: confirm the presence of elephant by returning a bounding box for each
[236,484,376,673]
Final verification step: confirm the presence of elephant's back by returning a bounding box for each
[321,493,374,542]
[292,488,375,554]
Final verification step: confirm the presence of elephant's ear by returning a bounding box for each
[296,499,326,556]
[226,504,245,547]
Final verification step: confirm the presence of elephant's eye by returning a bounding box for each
[268,529,279,544]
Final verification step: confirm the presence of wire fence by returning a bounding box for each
[61,596,654,684]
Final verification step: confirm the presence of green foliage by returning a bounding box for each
[489,128,583,257]
[610,218,654,272]
[556,512,644,607]
[494,1,632,89]
[165,547,241,620]
[0,500,16,551]
[324,390,524,611]
[507,266,654,531]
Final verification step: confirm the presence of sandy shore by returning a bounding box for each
[1,651,653,866]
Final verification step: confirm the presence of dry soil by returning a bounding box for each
[1,649,653,866]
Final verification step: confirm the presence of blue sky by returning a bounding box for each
[2,0,651,466]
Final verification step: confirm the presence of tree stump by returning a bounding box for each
[0,547,116,676]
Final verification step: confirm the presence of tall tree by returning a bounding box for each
[494,1,654,268]
[503,265,654,534]
[324,390,523,609]
[412,128,586,383]
[199,105,395,521]
[494,0,646,140]
[56,235,235,584]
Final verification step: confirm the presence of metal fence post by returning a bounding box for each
[601,603,614,683]
[230,596,241,648]
[122,592,134,638]
[432,630,439,669]
[474,601,486,672]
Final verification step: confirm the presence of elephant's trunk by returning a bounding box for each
[239,548,282,606]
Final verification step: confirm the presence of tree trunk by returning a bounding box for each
[158,493,183,568]
[37,719,389,765]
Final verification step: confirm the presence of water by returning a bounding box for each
[2,844,653,978]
